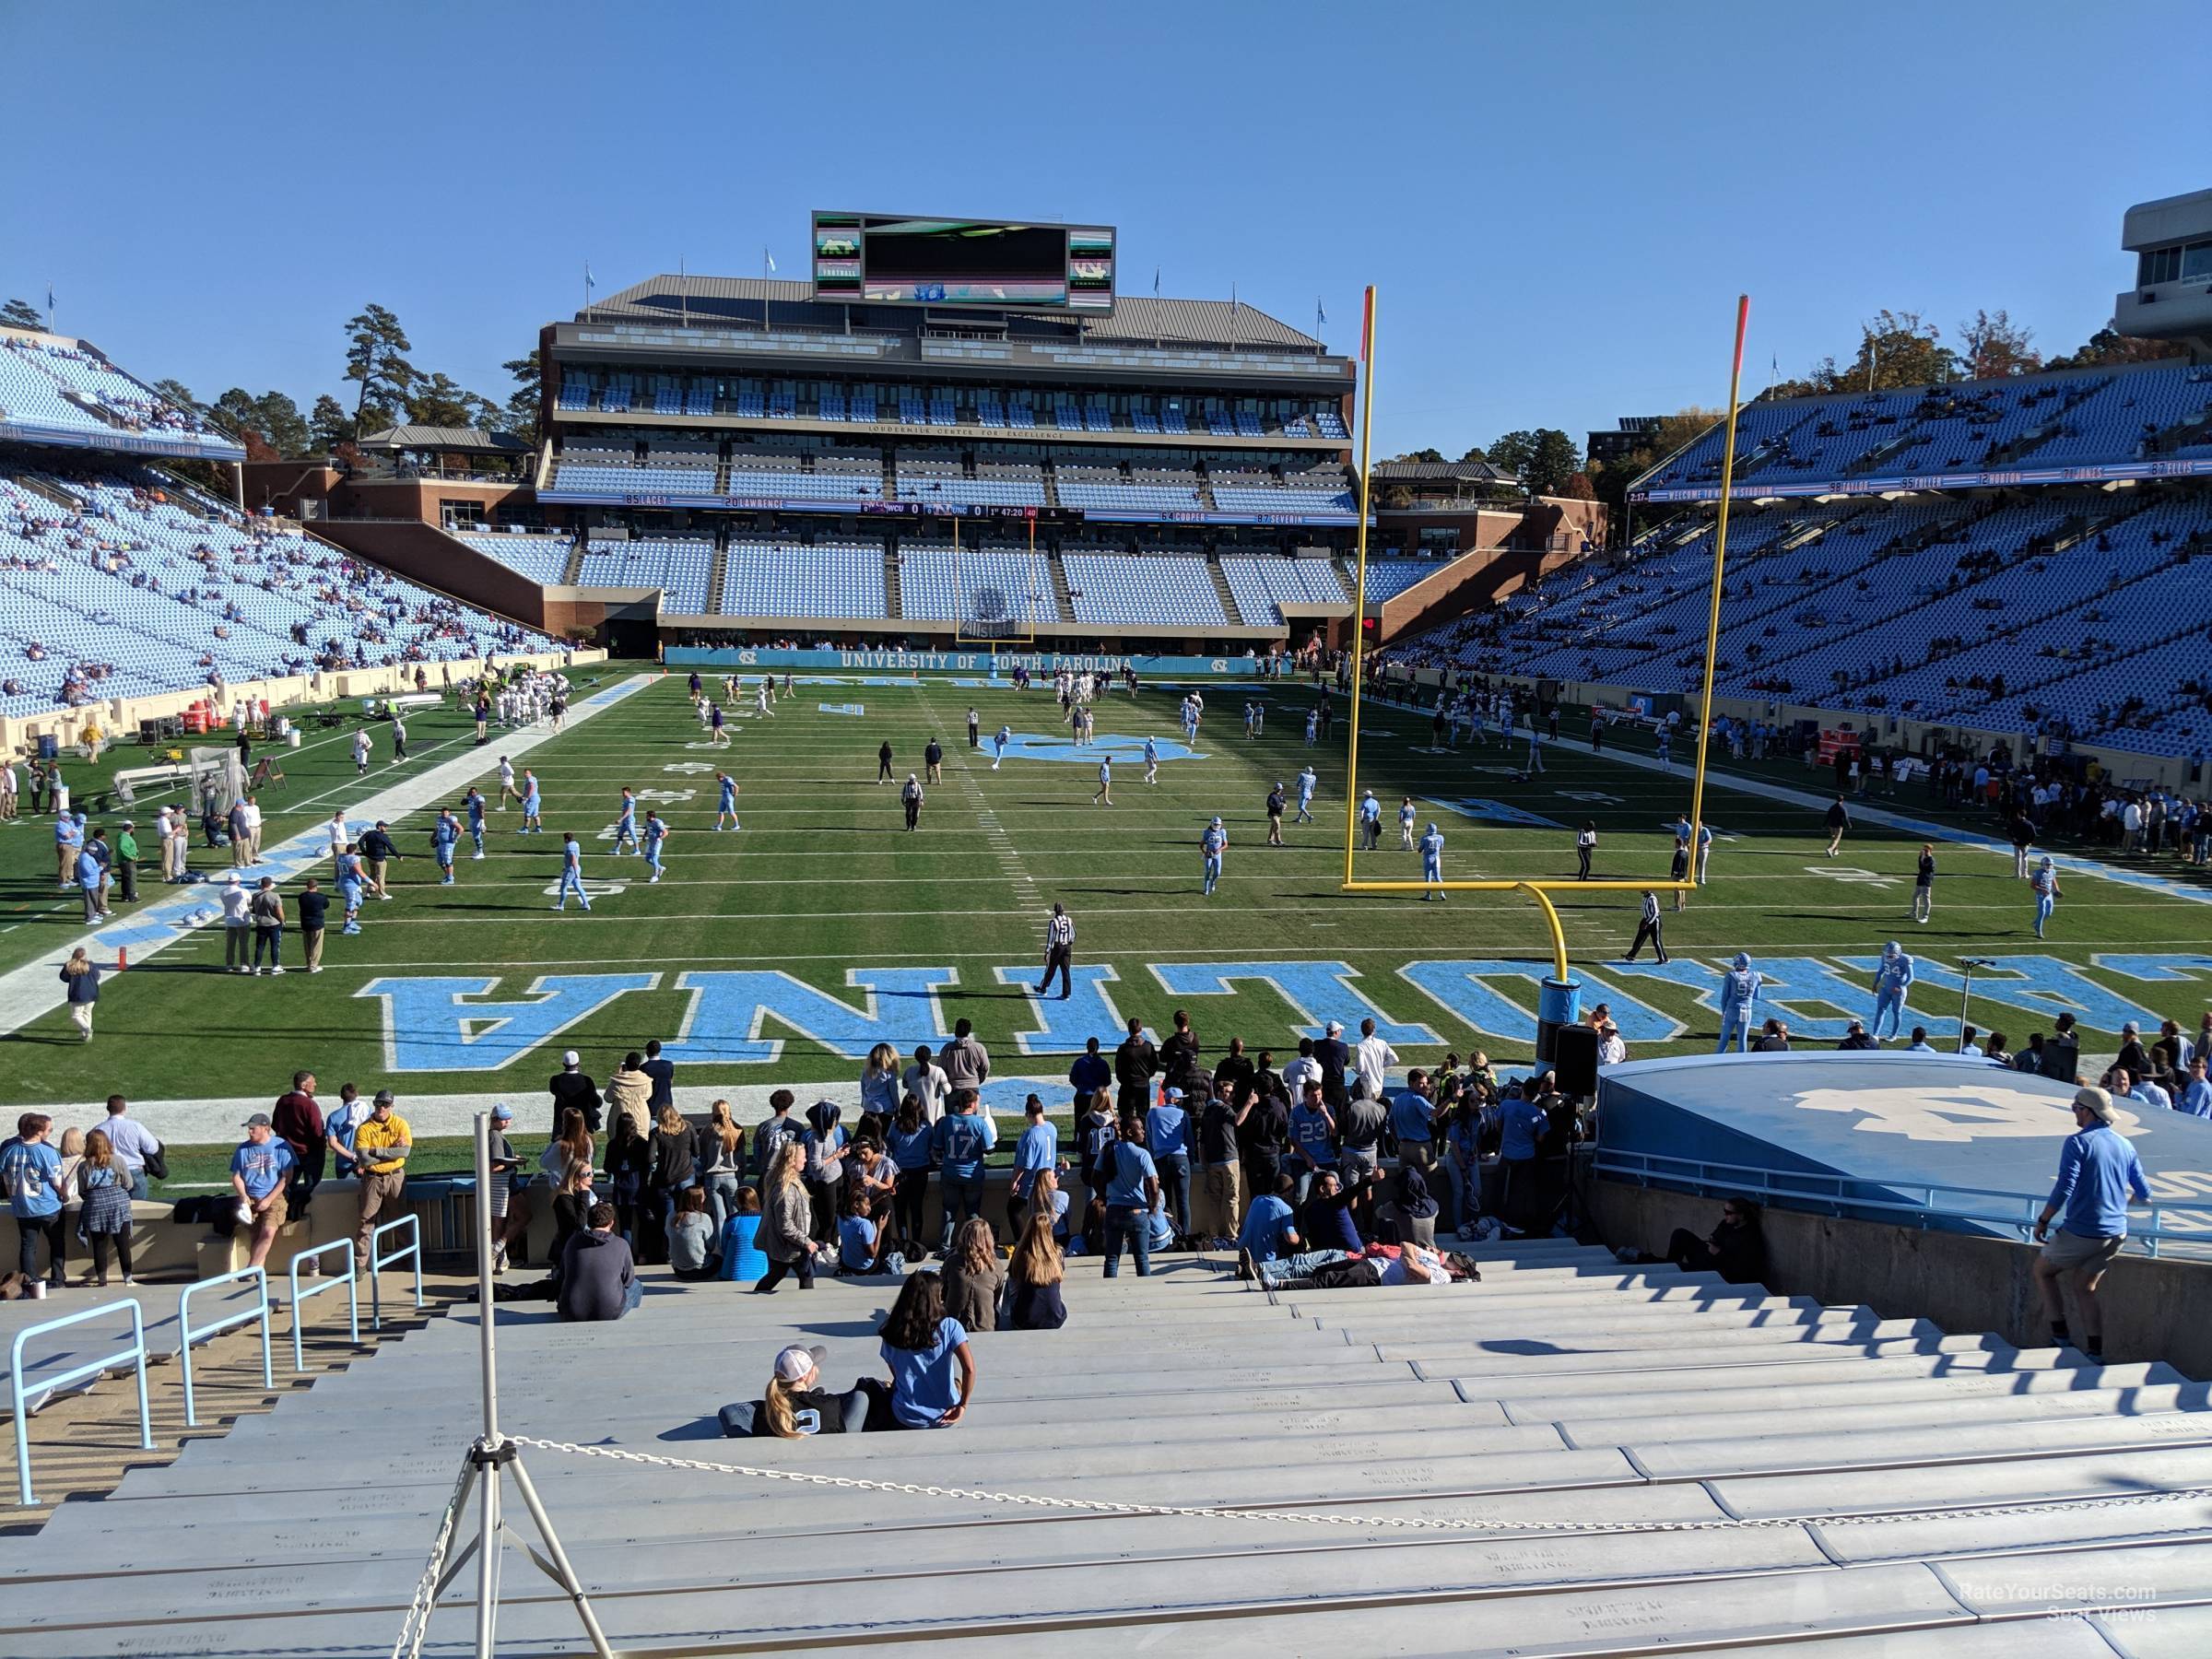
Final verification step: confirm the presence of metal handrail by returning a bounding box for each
[287,1239,361,1373]
[178,1265,274,1427]
[370,1214,424,1331]
[1592,1147,2212,1259]
[10,1299,153,1505]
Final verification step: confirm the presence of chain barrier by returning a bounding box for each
[390,1453,479,1659]
[508,1436,2212,1538]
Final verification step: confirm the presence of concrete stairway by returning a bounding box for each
[4,1241,2208,1656]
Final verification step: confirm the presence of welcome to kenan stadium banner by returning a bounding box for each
[357,951,2212,1073]
[0,418,245,463]
[665,647,1268,676]
[1635,454,2212,504]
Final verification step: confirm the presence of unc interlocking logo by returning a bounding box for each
[1792,1083,2145,1144]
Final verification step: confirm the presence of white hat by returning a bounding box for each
[561,1049,580,1066]
[223,871,241,884]
[773,1343,826,1383]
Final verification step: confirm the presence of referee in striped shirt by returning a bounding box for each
[1035,901,1075,999]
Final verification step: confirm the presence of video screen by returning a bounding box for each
[812,214,1114,312]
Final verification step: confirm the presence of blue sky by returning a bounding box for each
[6,1,2206,458]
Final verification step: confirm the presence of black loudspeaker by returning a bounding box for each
[1552,1025,1601,1097]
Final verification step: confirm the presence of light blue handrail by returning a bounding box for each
[178,1266,274,1428]
[11,1299,153,1506]
[1591,1147,2212,1258]
[287,1239,360,1373]
[369,1214,423,1331]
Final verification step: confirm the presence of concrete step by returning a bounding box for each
[1512,1362,2185,1433]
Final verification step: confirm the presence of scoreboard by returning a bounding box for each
[812,213,1115,313]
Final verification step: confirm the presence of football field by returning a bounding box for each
[6,665,2208,1158]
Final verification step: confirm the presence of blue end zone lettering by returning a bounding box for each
[661,967,959,1064]
[1399,960,1683,1044]
[1838,955,2163,1037]
[358,973,661,1073]
[2097,954,2212,986]
[1436,797,1565,830]
[1607,958,1865,1041]
[993,964,1153,1053]
[1150,960,1439,1045]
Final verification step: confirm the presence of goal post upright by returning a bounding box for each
[1338,294,1755,994]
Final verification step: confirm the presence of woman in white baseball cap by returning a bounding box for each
[718,1343,871,1439]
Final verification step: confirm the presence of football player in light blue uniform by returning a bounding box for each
[614,788,640,855]
[431,808,460,887]
[1715,952,1763,1053]
[1200,816,1227,897]
[992,725,1012,770]
[1419,822,1445,901]
[519,771,543,834]
[714,770,740,831]
[1143,735,1159,785]
[1093,754,1112,806]
[2031,856,2061,937]
[336,845,366,935]
[465,787,487,859]
[554,833,591,912]
[642,810,667,884]
[1296,766,1318,824]
[1871,941,1914,1042]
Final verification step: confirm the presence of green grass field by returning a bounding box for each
[6,665,2208,1159]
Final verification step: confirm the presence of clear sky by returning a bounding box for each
[6,0,2206,459]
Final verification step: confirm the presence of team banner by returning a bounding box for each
[665,647,1267,676]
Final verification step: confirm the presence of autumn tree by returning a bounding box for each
[2044,323,2190,371]
[1958,309,2041,379]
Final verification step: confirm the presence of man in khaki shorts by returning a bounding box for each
[349,1090,413,1274]
[2031,1086,2151,1362]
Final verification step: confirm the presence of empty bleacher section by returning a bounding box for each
[724,445,883,503]
[1054,461,1205,515]
[549,443,718,498]
[453,530,575,586]
[571,537,714,608]
[718,539,888,618]
[1390,482,2212,758]
[898,541,1060,626]
[1219,552,1348,624]
[1062,549,1229,628]
[892,450,1048,509]
[12,1248,2211,1655]
[1641,359,2212,498]
[0,331,241,459]
[0,466,547,714]
[1209,462,1359,516]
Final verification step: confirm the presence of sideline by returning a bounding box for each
[1353,689,2212,910]
[0,675,655,1037]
